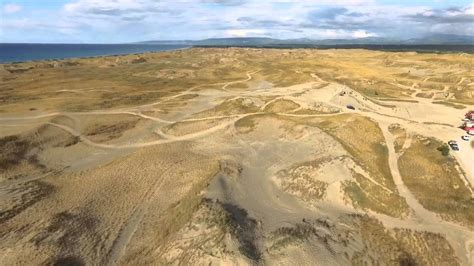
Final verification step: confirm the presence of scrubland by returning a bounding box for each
[1,48,473,265]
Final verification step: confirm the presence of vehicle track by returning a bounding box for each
[106,161,183,265]
[2,68,473,264]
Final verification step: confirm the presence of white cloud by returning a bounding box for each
[64,0,145,13]
[353,30,377,38]
[1,0,473,43]
[57,1,474,41]
[3,3,22,14]
[226,29,266,37]
[311,29,376,39]
[465,4,474,15]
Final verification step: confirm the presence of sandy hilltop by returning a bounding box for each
[1,48,473,265]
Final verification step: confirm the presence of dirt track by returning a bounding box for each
[1,49,473,265]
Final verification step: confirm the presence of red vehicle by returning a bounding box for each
[464,125,474,135]
[466,127,474,135]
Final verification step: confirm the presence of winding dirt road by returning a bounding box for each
[2,69,473,264]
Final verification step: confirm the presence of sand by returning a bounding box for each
[1,48,473,265]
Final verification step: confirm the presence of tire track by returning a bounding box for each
[106,161,182,265]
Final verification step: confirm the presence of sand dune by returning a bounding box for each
[1,48,473,265]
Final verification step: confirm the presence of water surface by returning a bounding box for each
[0,43,189,63]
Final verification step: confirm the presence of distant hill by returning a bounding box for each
[139,34,473,46]
[405,34,474,45]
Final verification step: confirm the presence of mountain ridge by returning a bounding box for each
[138,34,473,46]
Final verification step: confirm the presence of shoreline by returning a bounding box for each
[0,44,191,64]
[2,43,474,65]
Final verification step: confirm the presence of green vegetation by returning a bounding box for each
[436,144,450,156]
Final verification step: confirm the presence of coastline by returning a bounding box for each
[2,43,474,65]
[0,43,191,64]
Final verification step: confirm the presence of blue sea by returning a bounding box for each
[0,43,189,63]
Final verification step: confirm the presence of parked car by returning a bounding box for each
[448,140,460,151]
[461,135,471,141]
[346,105,355,110]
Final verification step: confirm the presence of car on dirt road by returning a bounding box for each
[448,140,460,151]
[461,135,471,141]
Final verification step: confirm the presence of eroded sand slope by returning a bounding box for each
[1,48,473,265]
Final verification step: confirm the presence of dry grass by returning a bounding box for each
[292,102,340,115]
[422,81,445,91]
[0,181,54,223]
[0,119,79,181]
[263,98,300,113]
[153,160,258,264]
[194,97,259,118]
[314,115,393,189]
[275,157,332,203]
[432,101,466,109]
[162,118,232,137]
[155,199,231,264]
[398,135,474,227]
[351,215,460,265]
[0,135,37,171]
[309,114,410,217]
[388,123,407,153]
[84,119,139,142]
[2,48,472,114]
[226,82,249,89]
[342,172,408,218]
[415,92,434,98]
[234,114,261,133]
[1,47,473,264]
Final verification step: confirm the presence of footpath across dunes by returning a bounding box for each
[1,48,473,265]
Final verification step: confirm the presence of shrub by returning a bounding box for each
[436,144,450,156]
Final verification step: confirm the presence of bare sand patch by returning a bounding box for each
[1,47,473,265]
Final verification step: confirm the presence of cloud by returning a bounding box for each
[58,1,474,41]
[3,3,22,14]
[1,0,473,43]
[237,17,295,28]
[64,0,156,15]
[353,29,376,38]
[406,5,474,23]
[310,7,349,20]
[404,5,474,35]
[226,29,266,37]
[201,0,246,6]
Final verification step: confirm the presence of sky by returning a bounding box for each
[0,0,473,43]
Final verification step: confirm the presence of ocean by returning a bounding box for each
[0,43,189,63]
